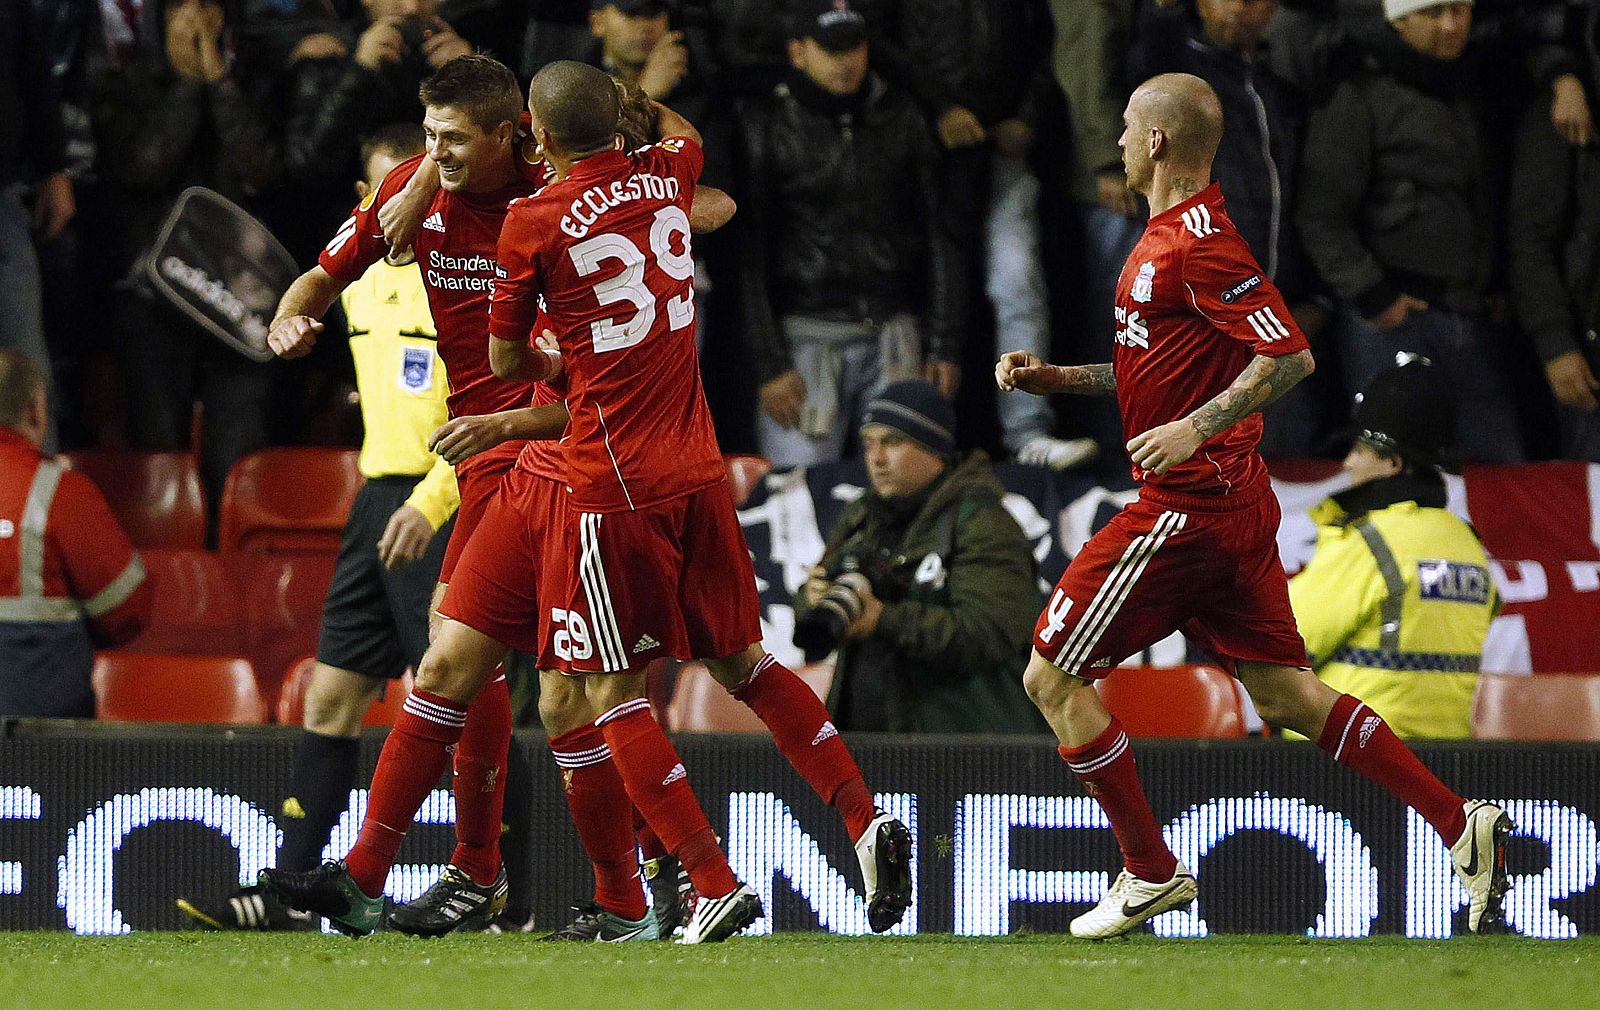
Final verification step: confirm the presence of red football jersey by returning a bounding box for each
[490,138,723,513]
[319,153,542,421]
[1113,183,1309,500]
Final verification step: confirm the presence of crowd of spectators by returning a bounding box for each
[3,0,1599,502]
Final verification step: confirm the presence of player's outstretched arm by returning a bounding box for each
[1127,349,1315,475]
[268,265,345,359]
[379,156,440,253]
[995,351,1116,397]
[428,402,571,465]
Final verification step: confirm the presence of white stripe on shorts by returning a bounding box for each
[1052,511,1187,675]
[578,512,629,672]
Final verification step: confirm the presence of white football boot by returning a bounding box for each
[1450,800,1514,933]
[677,882,762,944]
[854,810,914,933]
[1069,864,1198,939]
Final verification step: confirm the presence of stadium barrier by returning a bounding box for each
[2,723,1596,937]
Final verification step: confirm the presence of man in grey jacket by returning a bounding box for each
[1296,0,1523,463]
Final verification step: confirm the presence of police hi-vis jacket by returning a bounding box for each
[1289,475,1498,739]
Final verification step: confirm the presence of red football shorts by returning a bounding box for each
[549,481,762,675]
[436,466,564,662]
[1034,484,1308,677]
[439,442,523,584]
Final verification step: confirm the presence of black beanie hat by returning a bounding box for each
[861,380,956,459]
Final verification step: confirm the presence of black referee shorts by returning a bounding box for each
[316,476,454,680]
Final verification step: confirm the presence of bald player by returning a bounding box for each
[490,61,912,943]
[995,74,1512,939]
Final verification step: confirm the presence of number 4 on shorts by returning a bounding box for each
[1038,589,1074,645]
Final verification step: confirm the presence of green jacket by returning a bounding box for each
[795,452,1046,734]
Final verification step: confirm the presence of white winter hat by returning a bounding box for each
[1384,0,1472,20]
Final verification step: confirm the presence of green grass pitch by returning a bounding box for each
[4,934,1598,1010]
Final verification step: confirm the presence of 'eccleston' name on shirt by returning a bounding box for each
[560,173,681,238]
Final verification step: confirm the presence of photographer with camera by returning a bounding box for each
[792,381,1045,734]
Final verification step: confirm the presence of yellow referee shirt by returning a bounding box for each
[340,256,457,530]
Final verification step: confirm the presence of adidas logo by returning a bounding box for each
[812,721,838,745]
[1358,715,1382,748]
[662,763,687,787]
[633,634,660,654]
[385,292,399,305]
[422,212,445,232]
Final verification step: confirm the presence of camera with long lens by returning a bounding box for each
[792,549,909,661]
[793,572,874,661]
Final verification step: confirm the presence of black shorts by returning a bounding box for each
[316,476,453,680]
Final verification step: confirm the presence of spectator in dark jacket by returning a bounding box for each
[737,0,960,467]
[898,0,1097,472]
[90,0,282,512]
[793,381,1045,734]
[1296,0,1524,463]
[0,0,73,451]
[1509,2,1600,461]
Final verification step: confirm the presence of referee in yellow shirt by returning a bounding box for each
[180,125,486,930]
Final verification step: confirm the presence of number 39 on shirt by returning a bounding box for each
[568,205,694,353]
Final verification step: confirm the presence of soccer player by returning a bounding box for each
[176,123,478,931]
[261,56,564,934]
[487,61,913,944]
[995,73,1511,939]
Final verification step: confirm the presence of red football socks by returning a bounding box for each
[597,699,737,900]
[733,654,877,840]
[1060,719,1179,883]
[1318,693,1467,843]
[550,720,648,920]
[450,673,511,886]
[345,688,466,897]
[634,807,669,863]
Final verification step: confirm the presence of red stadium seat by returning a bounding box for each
[275,656,414,727]
[123,549,244,656]
[234,552,337,708]
[1095,664,1248,738]
[64,450,206,550]
[94,652,267,724]
[1473,673,1600,741]
[665,659,832,733]
[219,448,362,554]
[724,454,773,507]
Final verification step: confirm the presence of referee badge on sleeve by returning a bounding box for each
[401,347,434,392]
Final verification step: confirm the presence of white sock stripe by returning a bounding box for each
[1054,511,1183,673]
[595,697,651,726]
[1067,731,1130,775]
[404,693,467,719]
[1332,701,1367,762]
[553,751,615,770]
[1061,512,1186,677]
[404,695,467,726]
[551,742,611,762]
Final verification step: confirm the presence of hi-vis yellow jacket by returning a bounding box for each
[1289,493,1499,739]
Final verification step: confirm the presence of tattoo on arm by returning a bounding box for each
[1188,350,1314,439]
[1056,362,1118,397]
